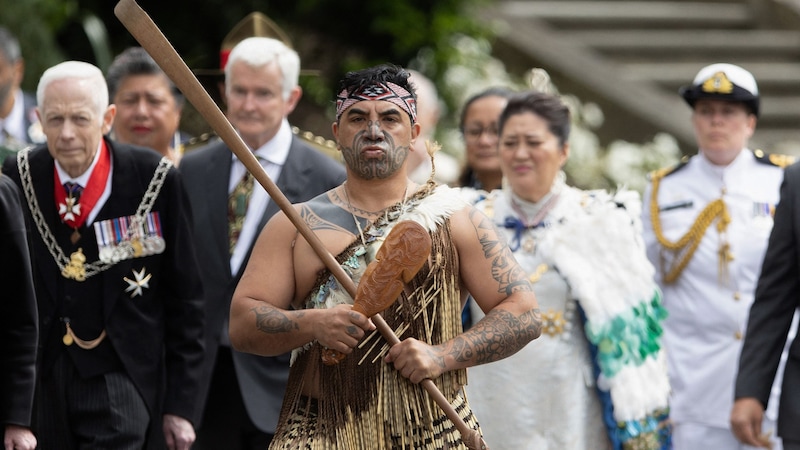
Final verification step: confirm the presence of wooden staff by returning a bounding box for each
[112,1,487,448]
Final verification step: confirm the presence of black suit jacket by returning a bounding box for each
[180,135,346,433]
[2,139,205,428]
[736,161,800,441]
[0,174,37,428]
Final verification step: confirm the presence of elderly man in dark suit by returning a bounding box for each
[732,160,800,450]
[181,36,345,450]
[2,60,205,450]
[0,174,38,450]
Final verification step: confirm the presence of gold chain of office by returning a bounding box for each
[648,167,731,284]
[16,148,172,280]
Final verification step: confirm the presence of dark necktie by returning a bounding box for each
[62,182,84,243]
[64,181,83,202]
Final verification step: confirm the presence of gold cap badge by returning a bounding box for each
[701,71,734,95]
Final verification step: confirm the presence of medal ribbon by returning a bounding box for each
[53,141,111,229]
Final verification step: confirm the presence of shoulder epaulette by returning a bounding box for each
[293,126,341,162]
[181,132,218,153]
[647,155,689,181]
[753,149,796,169]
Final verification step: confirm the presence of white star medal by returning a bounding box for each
[59,196,81,222]
[124,267,152,298]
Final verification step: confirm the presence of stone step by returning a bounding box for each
[751,129,800,152]
[620,62,800,87]
[497,1,753,28]
[568,30,800,56]
[484,0,800,152]
[760,96,800,121]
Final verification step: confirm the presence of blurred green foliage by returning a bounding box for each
[2,0,492,118]
[0,0,488,98]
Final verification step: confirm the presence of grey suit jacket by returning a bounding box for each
[736,161,800,441]
[22,91,37,143]
[180,135,346,433]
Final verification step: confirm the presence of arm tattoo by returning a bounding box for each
[252,304,299,334]
[468,208,532,295]
[447,307,542,365]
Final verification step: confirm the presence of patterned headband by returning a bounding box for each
[335,82,417,123]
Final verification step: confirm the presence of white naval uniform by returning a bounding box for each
[642,149,785,449]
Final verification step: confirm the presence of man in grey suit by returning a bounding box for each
[732,160,800,450]
[0,26,41,159]
[180,36,345,449]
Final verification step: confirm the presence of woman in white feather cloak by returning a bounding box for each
[464,91,672,450]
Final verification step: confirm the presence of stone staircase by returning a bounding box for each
[481,0,800,154]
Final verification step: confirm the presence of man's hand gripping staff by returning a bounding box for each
[321,220,432,365]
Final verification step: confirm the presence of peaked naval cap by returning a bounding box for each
[679,63,760,117]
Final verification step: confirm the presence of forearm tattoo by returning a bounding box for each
[448,307,542,365]
[469,208,533,295]
[252,304,299,334]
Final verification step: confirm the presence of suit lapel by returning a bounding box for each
[207,144,234,273]
[258,137,306,231]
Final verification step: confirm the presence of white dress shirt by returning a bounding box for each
[228,119,292,275]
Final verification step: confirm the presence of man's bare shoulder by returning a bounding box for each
[449,203,499,242]
[296,188,357,234]
[263,188,345,232]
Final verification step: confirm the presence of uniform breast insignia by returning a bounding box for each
[124,267,152,298]
[94,212,166,263]
[61,248,87,281]
[752,201,775,229]
[659,199,694,212]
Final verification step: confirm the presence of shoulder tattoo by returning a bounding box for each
[298,203,351,234]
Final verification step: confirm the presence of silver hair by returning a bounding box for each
[224,37,299,101]
[37,61,109,117]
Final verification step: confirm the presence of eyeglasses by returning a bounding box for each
[463,125,499,142]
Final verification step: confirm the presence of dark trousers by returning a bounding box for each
[785,439,800,450]
[36,352,150,450]
[194,347,273,450]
